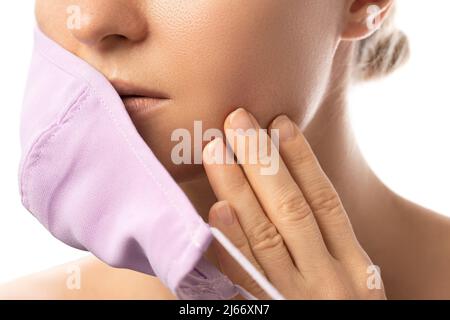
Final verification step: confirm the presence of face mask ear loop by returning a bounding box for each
[235,285,258,300]
[210,227,286,300]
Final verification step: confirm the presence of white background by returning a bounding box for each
[0,1,449,284]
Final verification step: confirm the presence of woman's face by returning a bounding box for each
[36,0,345,182]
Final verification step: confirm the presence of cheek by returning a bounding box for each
[140,1,341,181]
[154,1,339,130]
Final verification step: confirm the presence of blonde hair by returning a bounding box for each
[352,5,410,81]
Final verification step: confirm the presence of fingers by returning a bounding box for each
[202,108,374,299]
[208,201,271,300]
[269,115,363,260]
[223,108,331,272]
[203,138,298,287]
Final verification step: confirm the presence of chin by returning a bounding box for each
[137,128,211,184]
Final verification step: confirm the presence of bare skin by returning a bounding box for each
[3,102,450,300]
[2,0,450,299]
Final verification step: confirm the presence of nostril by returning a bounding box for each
[72,28,143,48]
[103,34,129,43]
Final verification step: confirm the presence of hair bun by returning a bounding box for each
[352,8,410,82]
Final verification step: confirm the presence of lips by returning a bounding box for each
[120,96,169,113]
[110,79,170,114]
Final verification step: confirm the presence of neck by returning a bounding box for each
[303,90,395,247]
[178,47,450,299]
[179,91,397,257]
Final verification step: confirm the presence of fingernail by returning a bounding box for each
[272,115,296,141]
[229,108,255,132]
[215,202,234,226]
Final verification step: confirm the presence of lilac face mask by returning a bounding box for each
[19,28,284,300]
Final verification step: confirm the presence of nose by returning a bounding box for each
[70,0,148,47]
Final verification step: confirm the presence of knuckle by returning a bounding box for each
[232,231,252,252]
[248,221,284,253]
[275,186,311,219]
[290,145,316,167]
[310,185,343,217]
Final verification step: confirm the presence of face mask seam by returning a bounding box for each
[35,30,201,242]
[36,33,203,242]
[29,28,212,293]
[20,88,91,229]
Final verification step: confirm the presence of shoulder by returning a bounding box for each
[388,194,450,299]
[0,256,176,300]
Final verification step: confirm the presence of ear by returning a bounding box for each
[341,0,394,40]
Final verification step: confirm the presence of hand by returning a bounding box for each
[202,108,386,300]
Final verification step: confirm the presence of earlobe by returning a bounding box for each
[341,0,394,41]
